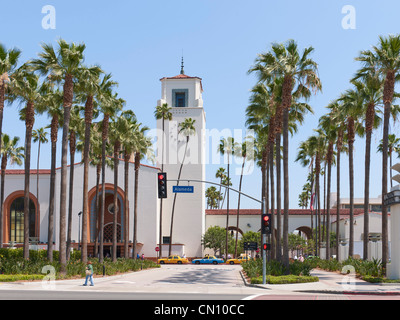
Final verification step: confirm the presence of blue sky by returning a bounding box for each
[2,0,400,209]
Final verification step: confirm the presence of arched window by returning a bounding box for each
[9,197,36,243]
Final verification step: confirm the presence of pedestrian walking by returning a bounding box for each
[83,261,94,286]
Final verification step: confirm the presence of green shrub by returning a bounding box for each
[251,275,319,284]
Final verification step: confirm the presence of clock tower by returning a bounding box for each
[156,61,206,257]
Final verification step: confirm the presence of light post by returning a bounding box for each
[78,211,82,251]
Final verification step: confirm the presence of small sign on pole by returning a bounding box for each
[173,186,194,193]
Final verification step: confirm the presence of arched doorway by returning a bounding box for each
[87,184,128,257]
[4,193,37,244]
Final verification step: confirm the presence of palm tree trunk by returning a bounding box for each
[124,151,129,259]
[276,133,282,262]
[363,103,374,260]
[336,132,343,261]
[326,143,333,260]
[0,155,7,248]
[269,146,275,261]
[99,113,109,263]
[225,157,230,260]
[235,157,245,257]
[133,153,140,259]
[94,163,101,258]
[112,140,120,262]
[36,140,41,245]
[82,95,94,264]
[169,137,189,256]
[282,107,289,269]
[66,132,75,260]
[59,73,74,273]
[348,118,355,258]
[47,115,58,261]
[23,101,35,260]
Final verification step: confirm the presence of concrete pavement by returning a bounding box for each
[243,268,400,296]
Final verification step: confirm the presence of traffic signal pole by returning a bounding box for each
[165,178,268,284]
[262,196,266,285]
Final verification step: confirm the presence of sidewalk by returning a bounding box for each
[243,269,400,296]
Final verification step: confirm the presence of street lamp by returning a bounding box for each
[78,211,82,251]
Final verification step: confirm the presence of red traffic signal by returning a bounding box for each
[158,172,167,199]
[263,243,271,251]
[261,214,271,234]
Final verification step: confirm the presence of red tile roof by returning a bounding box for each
[0,169,51,175]
[160,74,202,81]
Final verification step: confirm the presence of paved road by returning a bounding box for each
[1,264,400,301]
[0,264,265,300]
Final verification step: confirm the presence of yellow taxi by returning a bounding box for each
[157,255,189,264]
[226,255,253,265]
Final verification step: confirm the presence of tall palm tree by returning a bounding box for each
[132,122,152,260]
[30,39,86,272]
[219,136,239,260]
[32,127,48,241]
[338,88,364,257]
[116,109,137,258]
[98,91,124,263]
[352,67,383,260]
[250,40,321,267]
[215,167,226,209]
[234,138,254,257]
[66,106,84,260]
[0,44,21,167]
[75,66,104,263]
[168,118,196,256]
[36,85,63,261]
[356,34,400,267]
[0,134,24,248]
[318,113,337,259]
[8,67,41,259]
[154,103,172,258]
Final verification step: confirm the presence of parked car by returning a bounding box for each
[158,255,189,264]
[226,255,253,265]
[192,255,224,265]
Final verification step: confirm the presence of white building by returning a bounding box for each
[0,66,206,259]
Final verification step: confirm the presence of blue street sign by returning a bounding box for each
[173,186,194,193]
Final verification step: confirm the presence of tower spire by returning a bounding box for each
[180,55,184,75]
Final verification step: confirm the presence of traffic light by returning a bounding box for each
[263,243,271,251]
[261,214,271,235]
[158,172,167,199]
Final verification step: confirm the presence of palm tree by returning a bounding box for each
[30,39,86,272]
[338,88,364,257]
[8,67,41,259]
[36,84,63,261]
[219,136,239,260]
[116,109,137,258]
[168,118,196,256]
[32,127,48,241]
[132,122,152,259]
[0,134,24,248]
[154,103,172,258]
[318,113,338,259]
[250,40,321,267]
[98,91,124,263]
[356,34,400,267]
[234,138,254,257]
[215,167,226,209]
[66,106,84,260]
[352,66,383,260]
[0,44,21,166]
